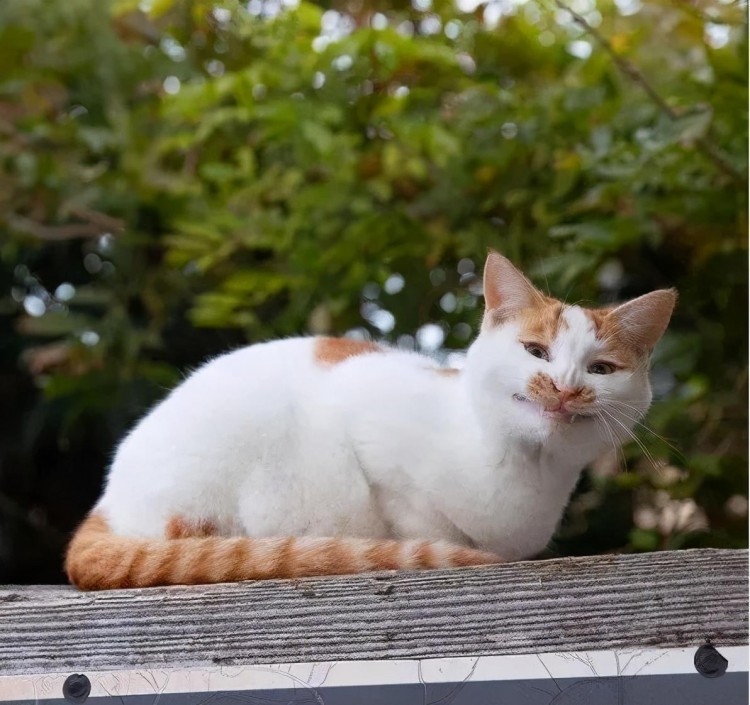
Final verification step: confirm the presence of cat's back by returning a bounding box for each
[176,335,408,404]
[105,336,397,469]
[118,335,454,457]
[116,336,336,440]
[187,334,389,379]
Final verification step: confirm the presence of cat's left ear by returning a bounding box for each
[482,251,542,324]
[608,289,678,350]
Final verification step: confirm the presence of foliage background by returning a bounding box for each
[0,0,746,583]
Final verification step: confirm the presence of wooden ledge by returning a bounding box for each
[0,548,747,676]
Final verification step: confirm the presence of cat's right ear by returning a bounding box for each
[482,251,541,328]
[607,288,677,351]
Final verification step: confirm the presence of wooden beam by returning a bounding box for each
[0,548,746,676]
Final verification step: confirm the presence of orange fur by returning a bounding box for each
[436,368,460,377]
[165,515,218,539]
[65,512,502,590]
[516,300,567,349]
[413,542,434,568]
[452,546,496,567]
[314,337,382,366]
[526,372,596,412]
[364,541,403,570]
[584,308,644,369]
[491,283,654,372]
[484,251,674,371]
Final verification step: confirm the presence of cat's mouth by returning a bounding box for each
[512,393,591,424]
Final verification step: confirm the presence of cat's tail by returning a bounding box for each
[65,512,502,590]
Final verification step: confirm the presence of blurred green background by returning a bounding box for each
[0,0,746,584]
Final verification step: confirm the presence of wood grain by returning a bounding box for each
[0,548,746,676]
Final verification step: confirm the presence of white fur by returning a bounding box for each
[96,303,655,563]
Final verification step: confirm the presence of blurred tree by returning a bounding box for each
[0,0,746,583]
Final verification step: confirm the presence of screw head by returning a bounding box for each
[694,644,728,678]
[63,674,91,703]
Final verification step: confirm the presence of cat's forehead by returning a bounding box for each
[516,301,593,343]
[516,301,641,365]
[517,300,564,341]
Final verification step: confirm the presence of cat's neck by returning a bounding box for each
[411,374,594,558]
[452,368,600,472]
[423,369,591,466]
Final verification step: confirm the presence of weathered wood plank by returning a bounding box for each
[0,548,746,675]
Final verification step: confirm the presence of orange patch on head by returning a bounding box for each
[485,282,567,350]
[584,308,643,369]
[165,516,219,540]
[436,368,460,377]
[314,337,383,366]
[516,300,566,349]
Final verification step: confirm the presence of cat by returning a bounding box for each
[65,251,676,590]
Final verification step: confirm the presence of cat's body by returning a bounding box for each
[99,337,580,559]
[66,253,676,590]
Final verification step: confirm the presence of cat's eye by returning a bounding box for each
[588,361,616,375]
[523,343,549,361]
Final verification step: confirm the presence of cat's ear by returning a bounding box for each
[607,289,677,350]
[482,251,542,325]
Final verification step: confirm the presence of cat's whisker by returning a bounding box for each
[597,399,648,421]
[598,407,661,472]
[597,399,684,459]
[592,410,627,473]
[599,394,670,403]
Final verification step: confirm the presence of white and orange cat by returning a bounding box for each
[66,252,676,590]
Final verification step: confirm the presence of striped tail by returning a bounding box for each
[65,513,502,590]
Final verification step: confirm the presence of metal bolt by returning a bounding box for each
[63,673,91,703]
[694,644,728,678]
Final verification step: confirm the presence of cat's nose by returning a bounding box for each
[555,385,580,404]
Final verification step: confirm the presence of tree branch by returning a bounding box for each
[66,206,125,234]
[7,210,124,241]
[552,0,746,185]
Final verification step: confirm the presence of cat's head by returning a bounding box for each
[466,251,676,455]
